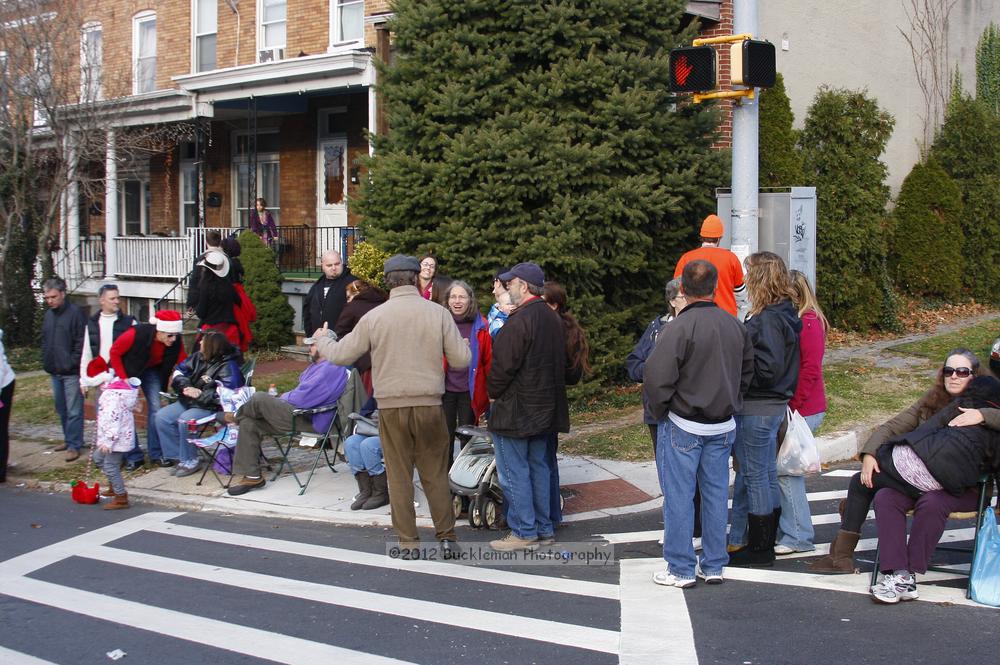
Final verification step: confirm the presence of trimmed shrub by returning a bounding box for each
[347,241,391,289]
[239,231,294,348]
[887,158,963,299]
[759,73,804,187]
[799,87,896,330]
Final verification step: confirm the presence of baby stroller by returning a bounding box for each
[448,425,504,529]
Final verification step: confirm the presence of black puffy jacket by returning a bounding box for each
[882,404,1000,496]
[743,299,802,403]
[170,350,244,410]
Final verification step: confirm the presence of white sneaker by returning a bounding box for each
[774,544,795,555]
[652,568,696,588]
[695,564,724,585]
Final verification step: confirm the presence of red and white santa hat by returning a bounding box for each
[151,309,184,334]
[86,357,108,377]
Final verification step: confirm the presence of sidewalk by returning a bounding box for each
[4,418,862,527]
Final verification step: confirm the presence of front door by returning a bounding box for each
[317,138,348,230]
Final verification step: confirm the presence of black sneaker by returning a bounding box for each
[124,460,145,472]
[155,458,175,468]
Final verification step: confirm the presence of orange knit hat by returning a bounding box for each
[700,214,724,239]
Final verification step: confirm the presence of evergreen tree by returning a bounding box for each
[238,231,294,348]
[799,87,895,330]
[887,158,963,300]
[358,0,727,382]
[977,23,1000,115]
[929,95,1000,302]
[758,73,804,187]
[0,171,41,346]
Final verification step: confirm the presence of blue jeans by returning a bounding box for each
[776,412,824,551]
[136,368,163,460]
[50,374,84,451]
[493,433,552,540]
[155,400,213,464]
[728,413,783,547]
[344,434,384,475]
[658,420,735,578]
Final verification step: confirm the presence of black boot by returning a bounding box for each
[362,472,389,510]
[728,512,776,568]
[351,473,372,510]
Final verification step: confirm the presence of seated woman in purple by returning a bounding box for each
[249,197,278,247]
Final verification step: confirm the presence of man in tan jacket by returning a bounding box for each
[315,254,471,557]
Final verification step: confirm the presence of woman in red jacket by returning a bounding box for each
[442,280,492,469]
[775,270,829,554]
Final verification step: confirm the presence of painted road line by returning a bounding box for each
[0,646,60,665]
[83,545,620,656]
[778,527,977,561]
[2,576,416,665]
[143,521,620,600]
[0,512,181,580]
[619,559,698,665]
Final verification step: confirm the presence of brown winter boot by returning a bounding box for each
[808,529,860,574]
[351,473,372,510]
[362,472,389,510]
[103,492,130,510]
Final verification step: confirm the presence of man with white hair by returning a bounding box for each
[303,250,356,337]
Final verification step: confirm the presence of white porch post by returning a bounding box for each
[66,136,81,284]
[104,129,118,278]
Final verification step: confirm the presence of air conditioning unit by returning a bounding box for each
[258,47,285,63]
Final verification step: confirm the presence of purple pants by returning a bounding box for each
[873,487,979,574]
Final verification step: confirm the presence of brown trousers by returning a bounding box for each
[379,405,456,543]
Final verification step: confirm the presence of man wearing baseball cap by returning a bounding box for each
[673,214,747,318]
[109,310,187,467]
[487,262,569,551]
[314,254,470,557]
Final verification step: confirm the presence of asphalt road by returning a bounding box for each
[1,464,997,665]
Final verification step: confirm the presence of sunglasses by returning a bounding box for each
[943,366,973,378]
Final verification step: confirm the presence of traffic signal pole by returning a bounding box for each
[729,0,759,263]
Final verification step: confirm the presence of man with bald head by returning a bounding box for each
[303,250,356,337]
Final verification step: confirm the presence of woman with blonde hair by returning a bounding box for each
[728,252,802,568]
[774,270,829,555]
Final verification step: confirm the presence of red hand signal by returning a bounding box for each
[674,55,693,86]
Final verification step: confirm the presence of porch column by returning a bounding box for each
[104,129,118,278]
[66,136,81,284]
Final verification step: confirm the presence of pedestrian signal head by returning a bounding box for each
[668,46,716,93]
[730,39,776,88]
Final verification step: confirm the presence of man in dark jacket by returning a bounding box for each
[487,262,568,552]
[41,277,88,461]
[303,250,356,336]
[643,260,754,588]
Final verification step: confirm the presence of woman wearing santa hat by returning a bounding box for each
[109,310,187,467]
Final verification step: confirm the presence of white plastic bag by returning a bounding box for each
[776,407,821,476]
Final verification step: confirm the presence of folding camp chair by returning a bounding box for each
[870,473,994,599]
[268,402,345,495]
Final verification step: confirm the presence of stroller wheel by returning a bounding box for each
[452,494,464,519]
[469,499,484,528]
[482,497,500,530]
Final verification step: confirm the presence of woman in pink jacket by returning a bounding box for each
[775,270,828,554]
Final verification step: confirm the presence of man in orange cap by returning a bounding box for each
[673,214,747,318]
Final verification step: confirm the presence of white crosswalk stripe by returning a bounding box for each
[0,513,619,664]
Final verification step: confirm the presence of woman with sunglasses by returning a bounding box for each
[811,348,996,574]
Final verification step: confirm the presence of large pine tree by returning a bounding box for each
[358,0,727,382]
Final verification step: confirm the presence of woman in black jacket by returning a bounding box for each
[864,376,1000,603]
[728,252,802,567]
[154,332,244,477]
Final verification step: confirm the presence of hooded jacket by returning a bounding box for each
[741,299,802,415]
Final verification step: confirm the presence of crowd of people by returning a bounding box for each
[7,212,1000,600]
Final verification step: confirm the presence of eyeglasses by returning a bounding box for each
[943,366,973,378]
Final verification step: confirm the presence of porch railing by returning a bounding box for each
[52,235,107,291]
[114,236,190,279]
[273,225,361,274]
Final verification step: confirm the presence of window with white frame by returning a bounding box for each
[180,142,199,231]
[331,0,363,46]
[194,0,217,73]
[120,179,150,235]
[133,11,156,94]
[259,0,286,53]
[80,23,102,102]
[233,131,280,227]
